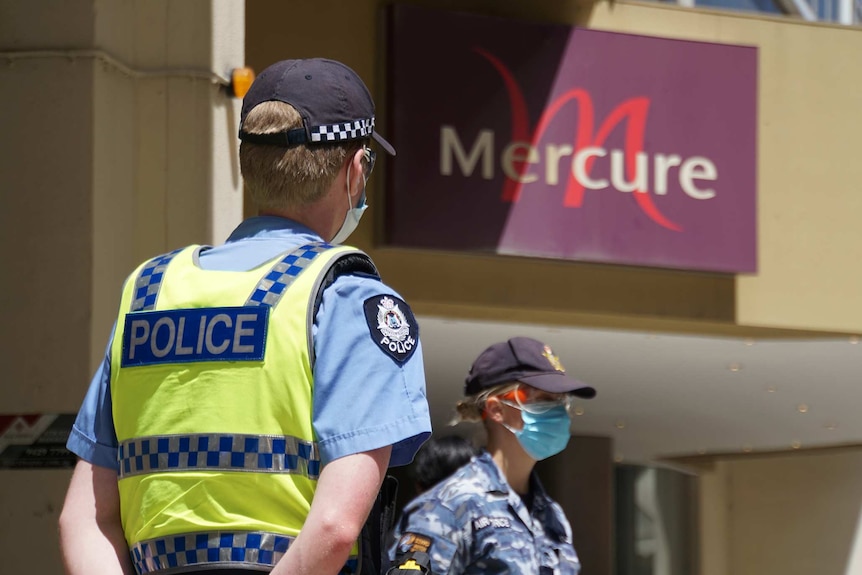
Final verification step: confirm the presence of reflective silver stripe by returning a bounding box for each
[130,531,359,575]
[118,433,320,480]
[130,248,184,312]
[131,530,292,574]
[245,243,332,308]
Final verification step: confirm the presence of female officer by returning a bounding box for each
[387,336,597,574]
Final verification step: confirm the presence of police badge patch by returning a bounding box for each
[363,294,419,365]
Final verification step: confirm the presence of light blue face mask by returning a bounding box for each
[502,403,572,461]
[331,161,368,244]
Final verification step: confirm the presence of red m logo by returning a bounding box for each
[475,47,684,232]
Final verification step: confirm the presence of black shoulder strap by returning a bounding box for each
[308,251,379,367]
[312,252,380,317]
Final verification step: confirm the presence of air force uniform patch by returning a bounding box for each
[364,294,419,365]
[397,533,432,554]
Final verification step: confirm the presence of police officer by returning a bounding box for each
[59,58,431,575]
[387,337,596,575]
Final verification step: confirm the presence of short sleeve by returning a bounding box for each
[66,329,120,469]
[312,273,431,467]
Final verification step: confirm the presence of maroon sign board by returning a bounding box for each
[384,5,757,273]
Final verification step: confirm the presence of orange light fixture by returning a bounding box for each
[230,67,255,98]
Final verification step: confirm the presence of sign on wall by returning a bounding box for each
[0,414,77,469]
[384,5,757,273]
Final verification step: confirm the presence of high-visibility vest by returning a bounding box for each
[110,242,375,575]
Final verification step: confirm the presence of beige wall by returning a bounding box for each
[699,462,730,575]
[698,448,862,575]
[585,2,862,335]
[0,4,96,569]
[0,0,96,417]
[0,1,244,573]
[1,0,244,399]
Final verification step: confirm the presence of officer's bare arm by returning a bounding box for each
[270,445,392,575]
[59,460,135,575]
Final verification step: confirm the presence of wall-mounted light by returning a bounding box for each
[229,67,255,98]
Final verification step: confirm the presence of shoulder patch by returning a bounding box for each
[472,516,512,531]
[363,294,419,365]
[397,533,432,554]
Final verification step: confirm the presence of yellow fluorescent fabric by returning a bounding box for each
[110,244,356,545]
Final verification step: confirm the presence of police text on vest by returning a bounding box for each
[121,307,269,367]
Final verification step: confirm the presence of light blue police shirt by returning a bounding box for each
[67,216,431,469]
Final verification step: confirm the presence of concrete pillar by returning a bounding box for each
[0,2,244,572]
[537,435,615,575]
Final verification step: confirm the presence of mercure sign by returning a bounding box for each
[385,5,757,273]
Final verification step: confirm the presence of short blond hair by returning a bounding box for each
[239,101,366,211]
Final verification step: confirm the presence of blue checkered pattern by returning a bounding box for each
[310,117,375,144]
[130,248,184,312]
[118,433,320,480]
[130,531,360,574]
[131,531,292,574]
[245,243,332,307]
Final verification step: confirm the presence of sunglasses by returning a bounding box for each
[496,385,572,415]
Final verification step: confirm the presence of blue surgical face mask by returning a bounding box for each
[331,161,368,244]
[501,403,572,461]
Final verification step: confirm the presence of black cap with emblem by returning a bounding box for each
[238,58,396,156]
[465,337,596,398]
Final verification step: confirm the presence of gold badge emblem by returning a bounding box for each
[543,345,565,372]
[399,533,431,553]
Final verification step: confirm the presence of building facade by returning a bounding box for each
[2,1,861,574]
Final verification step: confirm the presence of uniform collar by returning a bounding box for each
[475,451,550,500]
[225,216,323,243]
[474,451,511,494]
[475,451,569,540]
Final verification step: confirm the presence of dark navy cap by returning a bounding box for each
[238,58,395,155]
[465,337,596,398]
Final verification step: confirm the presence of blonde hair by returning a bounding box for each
[239,101,366,211]
[452,382,521,424]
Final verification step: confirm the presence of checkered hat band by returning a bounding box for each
[131,531,359,575]
[118,433,321,480]
[131,248,185,312]
[309,117,375,143]
[245,242,332,308]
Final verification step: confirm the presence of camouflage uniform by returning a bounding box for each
[388,451,580,574]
